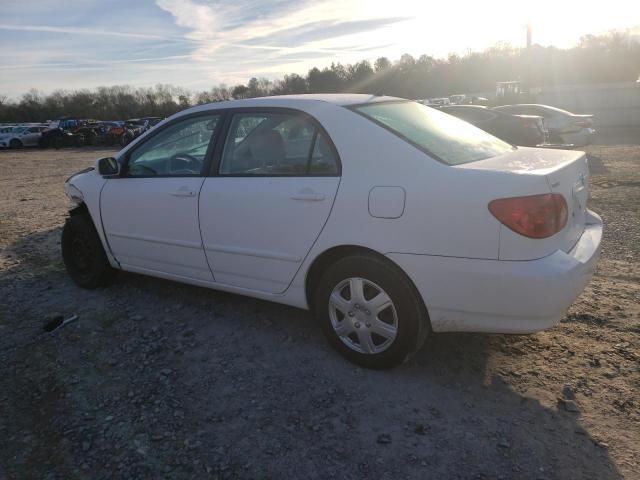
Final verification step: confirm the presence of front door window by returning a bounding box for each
[127,114,221,177]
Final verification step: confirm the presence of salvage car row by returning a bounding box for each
[0,116,163,149]
[1,103,595,151]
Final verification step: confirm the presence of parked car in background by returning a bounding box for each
[62,95,602,369]
[439,105,548,147]
[141,117,163,129]
[99,121,127,146]
[469,96,489,106]
[39,127,84,148]
[121,119,148,146]
[449,94,467,105]
[121,117,163,146]
[48,117,83,131]
[74,124,107,146]
[428,97,451,106]
[493,104,595,146]
[0,125,17,134]
[0,125,47,148]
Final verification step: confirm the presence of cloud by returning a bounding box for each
[155,0,217,41]
[2,55,194,70]
[0,24,169,41]
[241,17,410,48]
[153,0,411,82]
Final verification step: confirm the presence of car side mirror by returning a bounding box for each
[98,157,120,177]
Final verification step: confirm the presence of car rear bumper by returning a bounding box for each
[387,210,603,334]
[560,128,596,147]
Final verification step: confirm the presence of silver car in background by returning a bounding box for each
[494,104,596,147]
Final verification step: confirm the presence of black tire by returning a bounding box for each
[313,254,429,369]
[9,139,23,149]
[61,213,116,289]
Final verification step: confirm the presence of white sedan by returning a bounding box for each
[0,125,47,148]
[62,94,602,369]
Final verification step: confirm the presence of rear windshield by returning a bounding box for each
[351,101,514,165]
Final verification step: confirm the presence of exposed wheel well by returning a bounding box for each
[69,202,90,217]
[66,202,120,269]
[305,245,427,315]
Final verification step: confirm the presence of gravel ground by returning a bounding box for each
[0,145,638,480]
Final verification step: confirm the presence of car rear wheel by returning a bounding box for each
[9,139,23,149]
[314,254,429,369]
[62,213,116,289]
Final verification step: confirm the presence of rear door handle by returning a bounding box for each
[170,187,197,197]
[290,192,325,201]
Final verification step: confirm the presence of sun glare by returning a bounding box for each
[357,0,640,59]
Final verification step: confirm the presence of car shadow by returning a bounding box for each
[0,227,623,479]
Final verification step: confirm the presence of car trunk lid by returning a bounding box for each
[545,151,589,253]
[564,114,594,132]
[457,147,590,258]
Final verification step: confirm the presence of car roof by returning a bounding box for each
[179,93,403,116]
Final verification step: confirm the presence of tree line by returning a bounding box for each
[1,30,638,123]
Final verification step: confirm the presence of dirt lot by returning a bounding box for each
[0,145,638,480]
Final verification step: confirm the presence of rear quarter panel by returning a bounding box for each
[288,103,552,300]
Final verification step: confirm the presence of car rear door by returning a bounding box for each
[100,112,223,281]
[199,109,341,294]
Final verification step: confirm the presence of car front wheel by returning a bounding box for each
[314,254,429,369]
[61,213,116,289]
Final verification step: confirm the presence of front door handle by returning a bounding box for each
[170,187,197,197]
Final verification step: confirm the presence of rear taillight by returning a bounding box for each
[574,119,592,128]
[488,193,568,239]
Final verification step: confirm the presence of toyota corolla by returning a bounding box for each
[62,94,602,369]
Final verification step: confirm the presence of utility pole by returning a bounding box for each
[524,20,533,100]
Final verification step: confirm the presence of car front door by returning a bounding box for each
[199,110,341,293]
[100,112,222,282]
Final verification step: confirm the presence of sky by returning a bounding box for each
[1,0,639,98]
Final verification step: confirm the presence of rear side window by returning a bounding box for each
[219,112,339,176]
[352,101,514,165]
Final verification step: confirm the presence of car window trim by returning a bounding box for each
[305,128,319,173]
[208,106,342,178]
[119,110,227,179]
